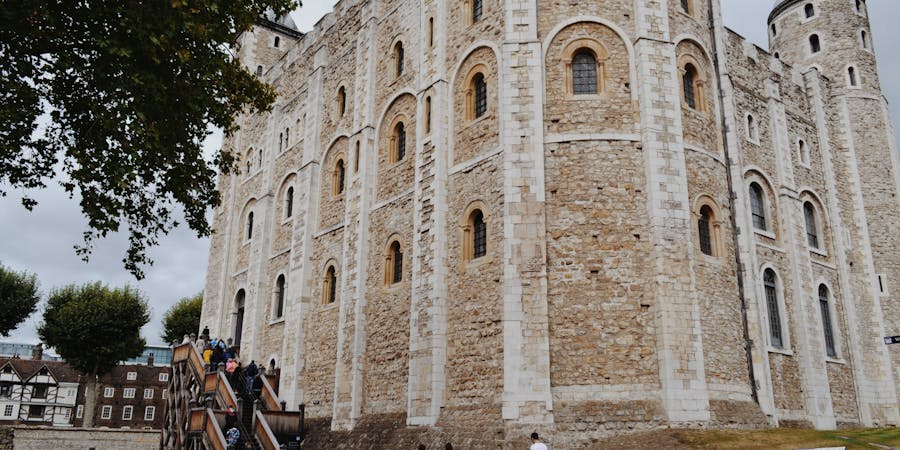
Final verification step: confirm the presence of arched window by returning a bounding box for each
[279,132,283,152]
[256,65,263,77]
[861,30,869,49]
[798,139,809,165]
[698,205,714,256]
[385,241,403,284]
[323,266,337,304]
[245,149,253,173]
[683,64,698,109]
[425,96,432,133]
[764,269,784,348]
[274,36,280,48]
[749,183,767,231]
[472,210,487,259]
[285,186,294,218]
[848,66,858,87]
[746,114,759,142]
[334,160,346,195]
[804,3,815,18]
[473,73,487,118]
[392,122,406,162]
[275,275,286,318]
[572,50,598,95]
[427,17,434,47]
[247,212,254,240]
[819,284,836,357]
[680,0,690,14]
[770,23,777,37]
[354,141,360,173]
[804,201,819,249]
[394,42,404,77]
[809,34,821,53]
[472,0,483,23]
[337,86,346,118]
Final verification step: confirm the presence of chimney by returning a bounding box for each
[32,343,43,360]
[147,352,154,367]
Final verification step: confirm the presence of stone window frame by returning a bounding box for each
[273,36,280,48]
[853,0,867,17]
[817,282,841,360]
[392,40,405,79]
[559,38,608,99]
[283,185,295,222]
[799,191,829,256]
[677,54,708,113]
[744,113,760,145]
[845,64,861,89]
[332,156,347,196]
[678,0,694,18]
[464,0,483,26]
[859,29,870,51]
[272,273,287,321]
[802,2,817,21]
[387,115,409,164]
[322,262,339,306]
[745,172,778,241]
[354,141,361,173]
[692,195,725,259]
[337,85,347,119]
[796,138,811,168]
[383,235,405,286]
[462,64,492,122]
[460,201,492,270]
[759,265,792,353]
[807,33,822,55]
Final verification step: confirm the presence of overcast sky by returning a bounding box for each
[2,1,898,348]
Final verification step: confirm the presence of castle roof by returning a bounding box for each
[769,0,806,23]
[259,9,304,38]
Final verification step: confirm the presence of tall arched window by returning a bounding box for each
[798,139,809,165]
[848,66,858,87]
[472,210,487,259]
[804,3,815,18]
[473,73,487,118]
[804,201,819,248]
[425,96,432,134]
[323,266,337,304]
[698,205,714,256]
[256,65,263,76]
[680,0,690,14]
[393,122,406,162]
[285,186,294,218]
[279,132,283,152]
[385,241,403,284]
[274,36,280,48]
[683,64,698,109]
[334,160,346,195]
[809,34,821,53]
[746,114,758,142]
[285,127,290,147]
[247,212,254,240]
[354,141,360,173]
[337,86,346,118]
[275,275,286,318]
[472,0,483,22]
[394,42,404,77]
[749,183,767,231]
[572,50,598,95]
[819,284,836,357]
[764,269,784,348]
[861,30,869,49]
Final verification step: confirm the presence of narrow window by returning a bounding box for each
[394,122,406,161]
[247,212,254,240]
[275,274,286,318]
[285,128,290,147]
[324,266,337,304]
[256,65,263,77]
[101,406,112,420]
[855,0,862,12]
[861,30,869,49]
[122,405,133,421]
[764,269,784,348]
[425,96,432,133]
[391,241,403,284]
[770,23,777,37]
[394,42,404,77]
[246,149,253,173]
[819,285,836,357]
[572,50,598,95]
[848,66,858,87]
[749,183,767,231]
[335,160,346,195]
[472,0,483,23]
[804,201,819,248]
[698,205,714,256]
[473,73,487,118]
[680,0,690,14]
[810,34,821,53]
[354,141,360,173]
[683,64,697,109]
[798,139,809,165]
[279,132,283,152]
[258,149,263,166]
[338,86,346,118]
[285,186,294,218]
[274,36,280,48]
[747,115,757,141]
[428,18,434,48]
[472,210,487,259]
[144,406,156,421]
[804,3,815,18]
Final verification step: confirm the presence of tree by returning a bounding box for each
[38,282,150,428]
[0,0,299,279]
[0,263,40,337]
[161,292,203,344]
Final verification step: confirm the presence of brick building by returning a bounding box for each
[199,0,900,447]
[73,362,169,429]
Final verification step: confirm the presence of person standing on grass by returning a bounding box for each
[529,432,548,450]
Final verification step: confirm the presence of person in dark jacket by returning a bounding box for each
[224,406,237,429]
[244,361,259,395]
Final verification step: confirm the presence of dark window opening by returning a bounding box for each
[810,34,821,53]
[474,73,487,118]
[391,242,403,284]
[750,183,767,231]
[32,385,47,399]
[804,202,819,248]
[327,267,337,304]
[819,285,836,357]
[247,212,254,239]
[764,269,783,348]
[395,42,404,77]
[473,211,487,259]
[804,3,815,18]
[573,50,598,95]
[472,0,483,22]
[683,64,697,109]
[698,206,713,256]
[274,36,280,47]
[395,123,406,161]
[275,275,286,318]
[285,187,294,218]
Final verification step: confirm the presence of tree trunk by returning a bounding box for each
[82,373,97,428]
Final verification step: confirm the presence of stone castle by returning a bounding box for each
[200,0,900,446]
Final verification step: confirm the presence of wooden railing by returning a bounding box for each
[254,410,280,450]
[186,408,227,450]
[203,371,238,410]
[258,374,280,411]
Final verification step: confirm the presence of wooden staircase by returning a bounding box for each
[161,343,304,449]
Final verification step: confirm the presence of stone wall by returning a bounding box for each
[9,426,159,450]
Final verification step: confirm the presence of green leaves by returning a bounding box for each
[38,281,150,377]
[161,292,203,344]
[0,263,40,337]
[0,0,299,279]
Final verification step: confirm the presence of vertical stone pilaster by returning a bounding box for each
[634,0,710,424]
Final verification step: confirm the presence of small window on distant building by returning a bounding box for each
[427,17,434,48]
[247,212,254,240]
[76,405,84,419]
[385,240,404,285]
[274,274,286,319]
[463,207,489,262]
[572,50,598,95]
[473,73,487,118]
[804,201,820,249]
[0,384,10,397]
[354,141,360,173]
[680,0,691,15]
[861,30,869,50]
[804,3,815,18]
[810,34,821,53]
[159,373,169,382]
[323,265,337,304]
[770,23,777,37]
[819,284,837,358]
[2,404,11,417]
[333,159,346,195]
[274,36,280,48]
[144,388,154,399]
[392,122,407,162]
[123,388,136,399]
[126,371,137,381]
[144,406,156,421]
[425,96,432,134]
[32,385,47,399]
[104,387,115,398]
[122,405,133,421]
[256,65,263,77]
[101,406,112,420]
[746,114,759,142]
[28,405,44,419]
[698,205,715,256]
[162,390,168,399]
